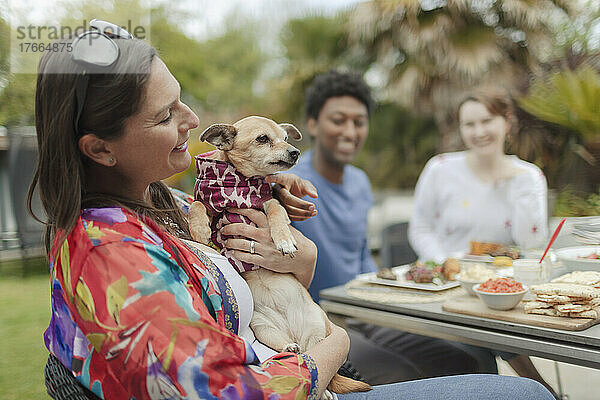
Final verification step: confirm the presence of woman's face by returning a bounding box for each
[458,100,509,157]
[109,58,199,190]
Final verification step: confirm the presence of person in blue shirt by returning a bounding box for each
[288,70,500,385]
[290,106,376,301]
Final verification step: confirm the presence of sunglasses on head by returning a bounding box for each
[71,19,133,136]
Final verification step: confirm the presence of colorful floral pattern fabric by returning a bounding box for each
[44,206,318,399]
[194,152,273,273]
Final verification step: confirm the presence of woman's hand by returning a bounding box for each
[221,208,317,288]
[266,173,318,221]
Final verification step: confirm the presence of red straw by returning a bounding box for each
[539,218,566,263]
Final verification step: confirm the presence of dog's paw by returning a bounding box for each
[320,389,334,400]
[189,202,212,244]
[271,225,298,256]
[283,343,301,354]
[275,239,297,256]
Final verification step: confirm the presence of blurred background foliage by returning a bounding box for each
[1,0,599,214]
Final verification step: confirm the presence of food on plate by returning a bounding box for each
[477,277,524,293]
[578,252,600,260]
[551,271,600,287]
[405,258,462,284]
[376,267,397,280]
[442,258,460,281]
[492,256,513,267]
[525,273,600,319]
[490,247,520,259]
[405,261,444,283]
[469,241,520,259]
[457,264,497,296]
[459,264,497,282]
[470,241,503,256]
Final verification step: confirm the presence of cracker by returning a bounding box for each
[551,271,600,286]
[535,294,583,303]
[530,283,600,299]
[568,309,598,319]
[523,301,552,311]
[556,303,592,313]
[555,309,571,317]
[524,308,560,316]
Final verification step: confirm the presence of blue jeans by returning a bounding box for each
[338,374,554,400]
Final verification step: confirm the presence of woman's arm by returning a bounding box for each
[305,322,350,396]
[221,207,317,288]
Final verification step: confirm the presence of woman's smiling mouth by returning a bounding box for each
[173,140,188,152]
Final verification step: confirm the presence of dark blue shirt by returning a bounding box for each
[290,151,377,302]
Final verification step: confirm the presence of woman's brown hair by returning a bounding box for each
[28,37,190,258]
[456,89,516,124]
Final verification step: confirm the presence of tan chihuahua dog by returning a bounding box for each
[188,116,371,398]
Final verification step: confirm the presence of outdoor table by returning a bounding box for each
[319,284,600,369]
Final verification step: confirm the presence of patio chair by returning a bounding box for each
[45,354,99,400]
[379,221,417,268]
[44,353,364,399]
[7,128,45,269]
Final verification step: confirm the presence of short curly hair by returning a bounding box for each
[305,70,374,120]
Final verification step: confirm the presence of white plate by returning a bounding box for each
[458,254,494,263]
[555,245,600,272]
[357,265,460,291]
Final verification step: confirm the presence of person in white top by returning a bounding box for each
[409,89,557,397]
[409,92,548,262]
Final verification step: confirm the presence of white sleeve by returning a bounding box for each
[508,166,548,250]
[408,157,447,263]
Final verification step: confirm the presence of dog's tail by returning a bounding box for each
[328,374,372,394]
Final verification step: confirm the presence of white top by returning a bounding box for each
[203,251,277,363]
[408,152,549,263]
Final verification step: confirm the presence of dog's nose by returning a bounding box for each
[288,148,300,162]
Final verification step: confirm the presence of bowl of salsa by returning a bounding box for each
[473,278,528,310]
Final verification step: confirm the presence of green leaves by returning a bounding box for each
[518,67,600,143]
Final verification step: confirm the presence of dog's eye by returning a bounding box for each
[256,135,271,144]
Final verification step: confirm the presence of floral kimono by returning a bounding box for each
[44,206,318,399]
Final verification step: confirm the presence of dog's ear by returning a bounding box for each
[200,124,237,150]
[279,123,302,141]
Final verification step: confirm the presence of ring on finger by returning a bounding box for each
[249,240,255,254]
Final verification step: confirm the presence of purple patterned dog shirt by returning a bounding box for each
[194,151,273,273]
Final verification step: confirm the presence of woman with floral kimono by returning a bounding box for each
[32,20,553,400]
